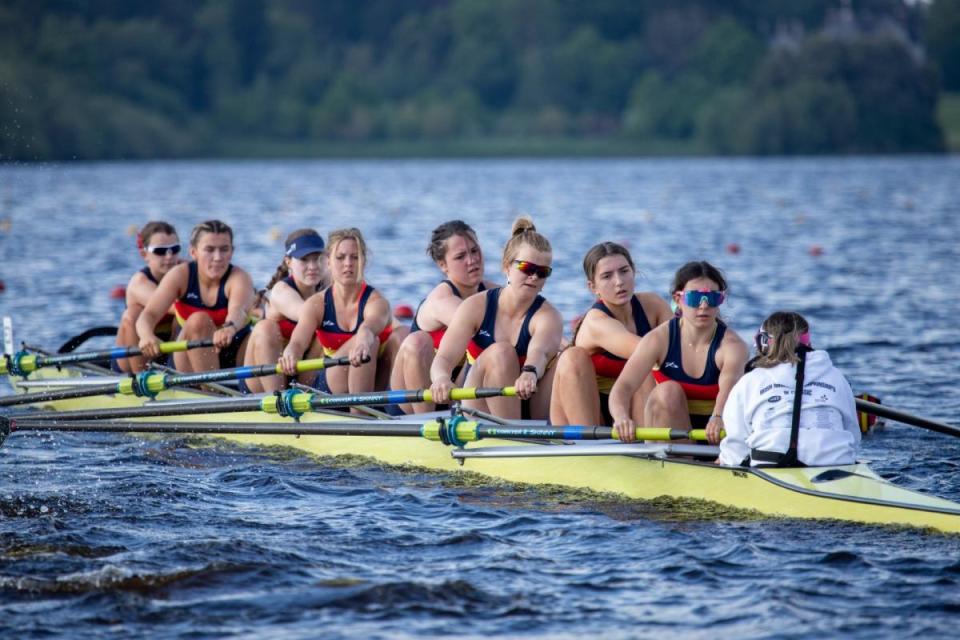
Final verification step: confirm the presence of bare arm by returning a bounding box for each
[608,325,668,441]
[350,292,391,366]
[429,293,484,402]
[576,310,643,360]
[279,293,323,374]
[267,280,309,322]
[637,292,674,328]
[136,263,188,359]
[514,304,563,400]
[125,272,157,309]
[216,267,255,349]
[706,330,749,444]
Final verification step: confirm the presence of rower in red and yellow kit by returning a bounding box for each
[390,220,496,414]
[242,229,328,393]
[136,219,255,372]
[114,221,182,373]
[279,228,402,398]
[550,242,673,426]
[429,216,563,420]
[609,260,748,445]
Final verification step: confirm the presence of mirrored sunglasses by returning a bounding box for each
[147,243,181,256]
[682,289,725,308]
[513,260,552,278]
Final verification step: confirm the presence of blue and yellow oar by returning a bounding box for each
[5,386,518,420]
[0,339,215,377]
[0,356,351,408]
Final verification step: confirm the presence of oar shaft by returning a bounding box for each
[855,398,960,438]
[6,419,427,437]
[422,422,714,443]
[0,339,215,374]
[0,382,120,407]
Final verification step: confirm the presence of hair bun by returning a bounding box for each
[511,215,536,237]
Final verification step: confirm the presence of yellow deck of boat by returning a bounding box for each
[8,367,960,534]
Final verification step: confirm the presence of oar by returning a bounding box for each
[0,356,353,408]
[855,397,960,439]
[0,339,215,376]
[7,387,518,421]
[0,416,707,445]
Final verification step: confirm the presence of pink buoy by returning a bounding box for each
[809,245,824,257]
[726,243,741,255]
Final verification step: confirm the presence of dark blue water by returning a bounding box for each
[2,157,960,638]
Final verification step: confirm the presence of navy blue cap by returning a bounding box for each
[285,232,325,259]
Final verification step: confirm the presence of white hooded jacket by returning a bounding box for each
[719,350,860,467]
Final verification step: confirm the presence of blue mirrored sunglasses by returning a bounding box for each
[682,289,725,308]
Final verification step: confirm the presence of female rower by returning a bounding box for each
[550,242,673,426]
[390,220,497,413]
[429,216,563,420]
[136,219,255,372]
[242,229,328,393]
[115,221,181,373]
[718,311,860,467]
[609,260,748,444]
[280,227,400,397]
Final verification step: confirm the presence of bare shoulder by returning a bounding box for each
[636,291,671,313]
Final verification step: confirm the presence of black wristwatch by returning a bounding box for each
[222,320,237,330]
[521,364,539,379]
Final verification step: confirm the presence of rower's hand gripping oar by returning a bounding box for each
[0,356,354,408]
[10,386,518,421]
[855,397,960,439]
[0,339,215,376]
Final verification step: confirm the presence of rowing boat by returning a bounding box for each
[5,365,960,534]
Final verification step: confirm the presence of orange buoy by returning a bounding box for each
[110,285,127,299]
[809,245,824,257]
[394,304,415,320]
[726,243,741,255]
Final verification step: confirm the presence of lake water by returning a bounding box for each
[1,157,959,638]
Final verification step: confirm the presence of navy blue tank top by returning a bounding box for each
[466,288,545,363]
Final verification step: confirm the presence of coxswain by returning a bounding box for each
[550,242,672,426]
[609,260,748,444]
[429,216,563,420]
[390,220,496,413]
[136,219,255,372]
[719,311,860,467]
[242,229,328,393]
[280,227,401,399]
[114,221,181,373]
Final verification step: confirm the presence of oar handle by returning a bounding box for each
[420,386,517,404]
[277,355,365,375]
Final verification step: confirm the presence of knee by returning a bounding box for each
[481,342,519,376]
[648,381,687,411]
[182,313,215,338]
[251,319,280,343]
[556,347,592,380]
[400,331,435,359]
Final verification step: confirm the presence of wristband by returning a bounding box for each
[521,364,539,379]
[222,321,237,330]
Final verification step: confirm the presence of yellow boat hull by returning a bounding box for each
[8,368,960,534]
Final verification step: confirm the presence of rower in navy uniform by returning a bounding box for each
[429,216,563,420]
[609,260,748,444]
[114,221,181,373]
[243,228,328,393]
[136,219,255,372]
[390,220,497,414]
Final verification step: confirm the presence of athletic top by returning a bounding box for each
[275,275,323,340]
[410,280,487,349]
[652,317,727,417]
[314,283,393,355]
[139,266,175,340]
[173,262,232,327]
[466,288,545,365]
[589,296,653,394]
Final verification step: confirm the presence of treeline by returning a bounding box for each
[0,0,956,161]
